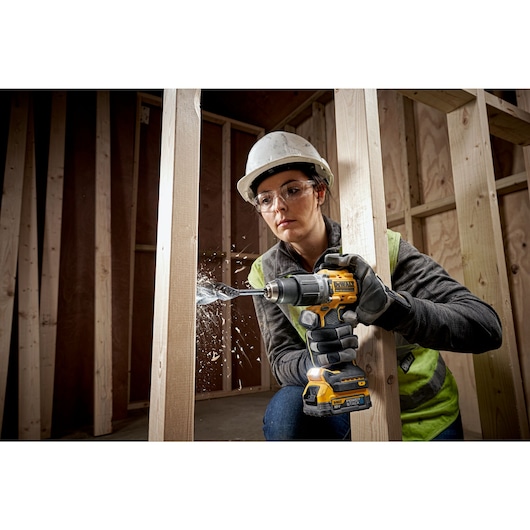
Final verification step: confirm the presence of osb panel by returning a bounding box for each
[499,189,530,419]
[378,90,405,217]
[423,210,482,439]
[390,224,407,241]
[414,101,455,203]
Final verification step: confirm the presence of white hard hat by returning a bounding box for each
[237,131,334,203]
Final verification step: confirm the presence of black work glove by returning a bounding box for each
[299,309,359,368]
[324,253,410,326]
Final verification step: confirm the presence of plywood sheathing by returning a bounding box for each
[334,89,402,441]
[148,89,201,441]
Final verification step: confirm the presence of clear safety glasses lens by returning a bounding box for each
[253,180,316,213]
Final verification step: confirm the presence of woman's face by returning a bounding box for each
[255,169,325,245]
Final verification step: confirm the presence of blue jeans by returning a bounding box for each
[263,386,351,440]
[263,386,464,441]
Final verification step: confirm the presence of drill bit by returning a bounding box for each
[196,281,264,306]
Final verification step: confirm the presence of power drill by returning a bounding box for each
[263,265,372,417]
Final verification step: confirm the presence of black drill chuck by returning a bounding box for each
[264,274,331,306]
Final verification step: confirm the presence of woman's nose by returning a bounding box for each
[272,193,287,211]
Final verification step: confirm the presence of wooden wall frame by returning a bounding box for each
[399,89,530,439]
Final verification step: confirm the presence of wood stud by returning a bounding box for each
[0,93,29,431]
[94,91,113,437]
[447,90,529,439]
[18,101,40,440]
[334,89,402,441]
[148,89,202,441]
[40,91,67,439]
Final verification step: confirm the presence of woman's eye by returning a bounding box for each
[286,185,300,196]
[259,194,272,205]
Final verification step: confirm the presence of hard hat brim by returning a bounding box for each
[237,155,334,203]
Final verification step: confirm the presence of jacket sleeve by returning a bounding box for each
[375,238,503,353]
[252,294,312,387]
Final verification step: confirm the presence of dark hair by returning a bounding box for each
[250,162,328,198]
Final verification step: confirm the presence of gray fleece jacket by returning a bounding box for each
[248,216,503,387]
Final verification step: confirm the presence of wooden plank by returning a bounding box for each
[148,89,201,441]
[40,91,67,439]
[18,102,41,440]
[399,89,476,114]
[447,89,529,439]
[334,89,402,441]
[484,91,530,146]
[94,91,113,436]
[0,92,29,430]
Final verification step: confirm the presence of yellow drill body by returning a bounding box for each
[264,268,372,417]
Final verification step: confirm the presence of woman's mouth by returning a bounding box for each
[277,219,294,229]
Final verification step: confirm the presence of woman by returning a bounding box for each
[237,131,502,441]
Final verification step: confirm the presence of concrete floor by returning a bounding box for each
[59,390,275,441]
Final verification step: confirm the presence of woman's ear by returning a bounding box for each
[317,187,326,206]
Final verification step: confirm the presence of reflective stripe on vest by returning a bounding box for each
[397,344,447,411]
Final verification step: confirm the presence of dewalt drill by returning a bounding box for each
[263,263,372,417]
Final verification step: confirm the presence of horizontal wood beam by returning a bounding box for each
[400,90,530,146]
[202,110,265,135]
[387,171,528,226]
[399,89,476,113]
[484,91,530,146]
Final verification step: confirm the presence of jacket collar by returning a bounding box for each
[269,215,342,278]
